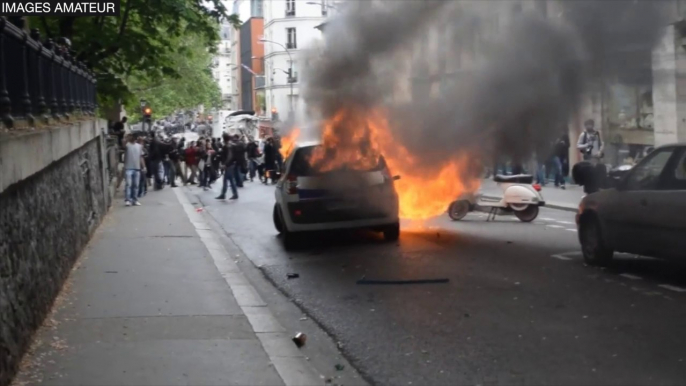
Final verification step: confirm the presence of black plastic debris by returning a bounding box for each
[334,364,345,371]
[357,278,449,285]
[292,332,307,347]
[287,273,300,279]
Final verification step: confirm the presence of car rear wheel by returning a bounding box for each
[580,216,613,267]
[273,204,283,233]
[448,200,470,221]
[513,205,539,222]
[383,222,400,242]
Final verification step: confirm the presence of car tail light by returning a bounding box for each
[286,174,298,195]
[532,184,542,192]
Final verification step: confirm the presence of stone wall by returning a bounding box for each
[0,121,110,385]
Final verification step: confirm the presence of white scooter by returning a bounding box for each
[447,174,545,222]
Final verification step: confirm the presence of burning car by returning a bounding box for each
[273,141,401,249]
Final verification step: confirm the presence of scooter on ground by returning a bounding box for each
[447,174,545,222]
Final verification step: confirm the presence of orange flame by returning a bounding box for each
[279,128,301,159]
[285,107,480,220]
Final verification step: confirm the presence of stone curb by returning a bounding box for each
[173,188,323,386]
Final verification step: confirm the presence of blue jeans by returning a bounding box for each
[156,161,165,186]
[536,163,546,185]
[553,156,565,186]
[125,169,141,203]
[221,164,239,198]
[234,165,244,187]
[248,158,258,180]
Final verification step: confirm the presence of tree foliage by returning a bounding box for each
[123,33,221,120]
[30,0,238,114]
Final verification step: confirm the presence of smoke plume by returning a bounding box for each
[301,0,669,170]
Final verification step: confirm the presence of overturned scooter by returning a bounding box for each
[447,174,545,222]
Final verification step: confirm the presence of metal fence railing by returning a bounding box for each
[0,17,97,129]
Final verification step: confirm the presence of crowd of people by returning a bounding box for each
[114,116,285,207]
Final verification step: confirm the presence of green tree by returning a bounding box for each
[123,33,221,120]
[31,0,236,107]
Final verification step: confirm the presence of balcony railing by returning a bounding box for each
[0,17,97,130]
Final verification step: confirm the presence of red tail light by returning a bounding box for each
[287,174,298,195]
[532,184,542,192]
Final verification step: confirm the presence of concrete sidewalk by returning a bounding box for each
[13,187,320,386]
[480,179,583,212]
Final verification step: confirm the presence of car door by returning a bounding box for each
[639,148,686,260]
[609,147,678,255]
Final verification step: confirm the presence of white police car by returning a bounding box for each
[273,141,400,249]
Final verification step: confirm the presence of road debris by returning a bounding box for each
[357,278,449,285]
[196,208,204,212]
[105,271,118,274]
[335,364,345,371]
[292,332,307,348]
[299,317,308,321]
[287,273,300,279]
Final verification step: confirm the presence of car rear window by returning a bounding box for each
[291,146,387,176]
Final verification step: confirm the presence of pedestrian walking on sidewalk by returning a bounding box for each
[123,134,145,206]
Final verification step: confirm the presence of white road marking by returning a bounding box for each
[540,217,554,221]
[658,284,686,293]
[547,225,564,229]
[619,273,643,280]
[556,221,575,225]
[552,254,573,261]
[565,229,577,232]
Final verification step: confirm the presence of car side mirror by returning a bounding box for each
[393,175,401,181]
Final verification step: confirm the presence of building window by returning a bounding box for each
[321,0,328,16]
[286,0,295,17]
[286,28,297,49]
[251,0,263,17]
[288,61,298,83]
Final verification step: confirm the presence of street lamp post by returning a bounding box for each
[306,1,339,11]
[259,38,294,118]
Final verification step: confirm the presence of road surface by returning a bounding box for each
[187,180,686,386]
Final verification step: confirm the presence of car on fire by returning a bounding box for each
[577,143,686,266]
[273,141,401,249]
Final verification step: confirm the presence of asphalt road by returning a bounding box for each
[189,180,686,386]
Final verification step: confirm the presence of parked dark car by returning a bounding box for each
[576,144,686,266]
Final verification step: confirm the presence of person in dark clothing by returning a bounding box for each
[274,136,284,172]
[246,139,260,181]
[552,132,570,189]
[149,133,174,190]
[138,136,149,197]
[572,161,606,195]
[197,142,212,190]
[168,138,185,187]
[216,133,239,200]
[112,116,127,148]
[263,137,278,184]
[232,135,247,188]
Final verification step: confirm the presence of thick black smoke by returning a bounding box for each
[302,0,669,170]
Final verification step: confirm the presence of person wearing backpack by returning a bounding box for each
[575,119,606,194]
[577,119,604,161]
